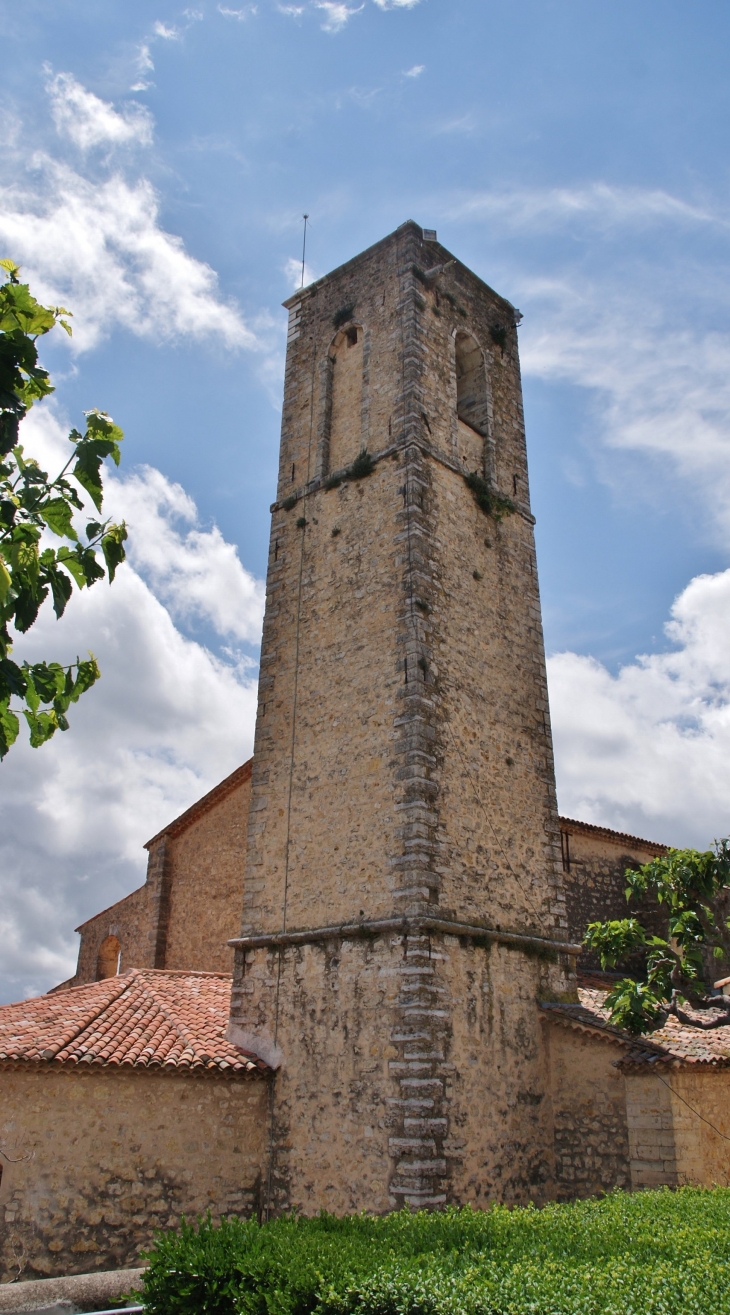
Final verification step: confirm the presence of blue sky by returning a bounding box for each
[2,0,730,999]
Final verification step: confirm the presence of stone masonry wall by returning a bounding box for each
[251,934,573,1216]
[71,769,252,986]
[164,776,251,973]
[230,222,576,1212]
[72,887,153,987]
[542,1021,630,1198]
[624,1067,730,1189]
[0,1064,267,1281]
[560,823,668,970]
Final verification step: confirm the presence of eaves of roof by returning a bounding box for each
[558,815,668,854]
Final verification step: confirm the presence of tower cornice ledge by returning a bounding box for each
[269,440,536,524]
[229,916,581,958]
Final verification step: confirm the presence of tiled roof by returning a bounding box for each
[0,970,268,1074]
[558,816,668,854]
[541,974,730,1066]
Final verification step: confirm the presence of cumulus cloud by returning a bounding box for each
[549,568,730,849]
[0,158,257,352]
[46,71,153,151]
[0,414,262,1004]
[111,466,266,643]
[0,74,270,355]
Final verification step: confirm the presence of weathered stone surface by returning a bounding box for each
[68,765,252,986]
[229,220,576,1213]
[0,1065,266,1281]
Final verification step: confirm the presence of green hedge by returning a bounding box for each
[140,1188,730,1315]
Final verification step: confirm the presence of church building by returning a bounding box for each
[1,223,729,1281]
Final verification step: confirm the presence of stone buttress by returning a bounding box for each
[227,221,580,1214]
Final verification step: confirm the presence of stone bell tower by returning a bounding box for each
[227,221,579,1215]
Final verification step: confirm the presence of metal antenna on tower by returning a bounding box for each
[301,214,309,289]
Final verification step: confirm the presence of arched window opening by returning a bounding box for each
[96,934,121,981]
[328,324,364,473]
[455,332,489,472]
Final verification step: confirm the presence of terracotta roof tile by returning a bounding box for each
[0,970,268,1075]
[541,974,730,1066]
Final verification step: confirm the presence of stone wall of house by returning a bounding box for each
[72,886,154,986]
[624,1066,730,1189]
[542,1020,630,1198]
[71,765,252,986]
[164,776,251,974]
[671,1068,730,1186]
[0,1063,267,1281]
[230,221,576,1211]
[560,822,668,969]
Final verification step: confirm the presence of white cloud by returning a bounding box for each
[429,182,730,546]
[218,4,258,16]
[439,182,721,232]
[0,415,262,1004]
[316,1,364,31]
[131,43,155,91]
[517,273,730,547]
[153,20,181,38]
[46,72,153,151]
[549,568,730,849]
[404,64,425,78]
[0,156,258,352]
[372,0,421,7]
[284,255,318,290]
[110,465,266,643]
[278,3,305,12]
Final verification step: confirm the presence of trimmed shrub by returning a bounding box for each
[140,1188,730,1315]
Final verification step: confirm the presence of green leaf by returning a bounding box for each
[0,553,10,603]
[101,521,127,582]
[23,706,60,748]
[39,496,78,540]
[56,546,88,589]
[0,657,26,700]
[44,563,74,619]
[26,661,66,704]
[603,977,664,1035]
[72,449,104,511]
[23,669,39,713]
[0,699,19,759]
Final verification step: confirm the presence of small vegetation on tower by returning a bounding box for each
[464,471,515,522]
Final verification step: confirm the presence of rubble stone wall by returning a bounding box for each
[0,1063,267,1281]
[543,1021,630,1198]
[71,771,252,985]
